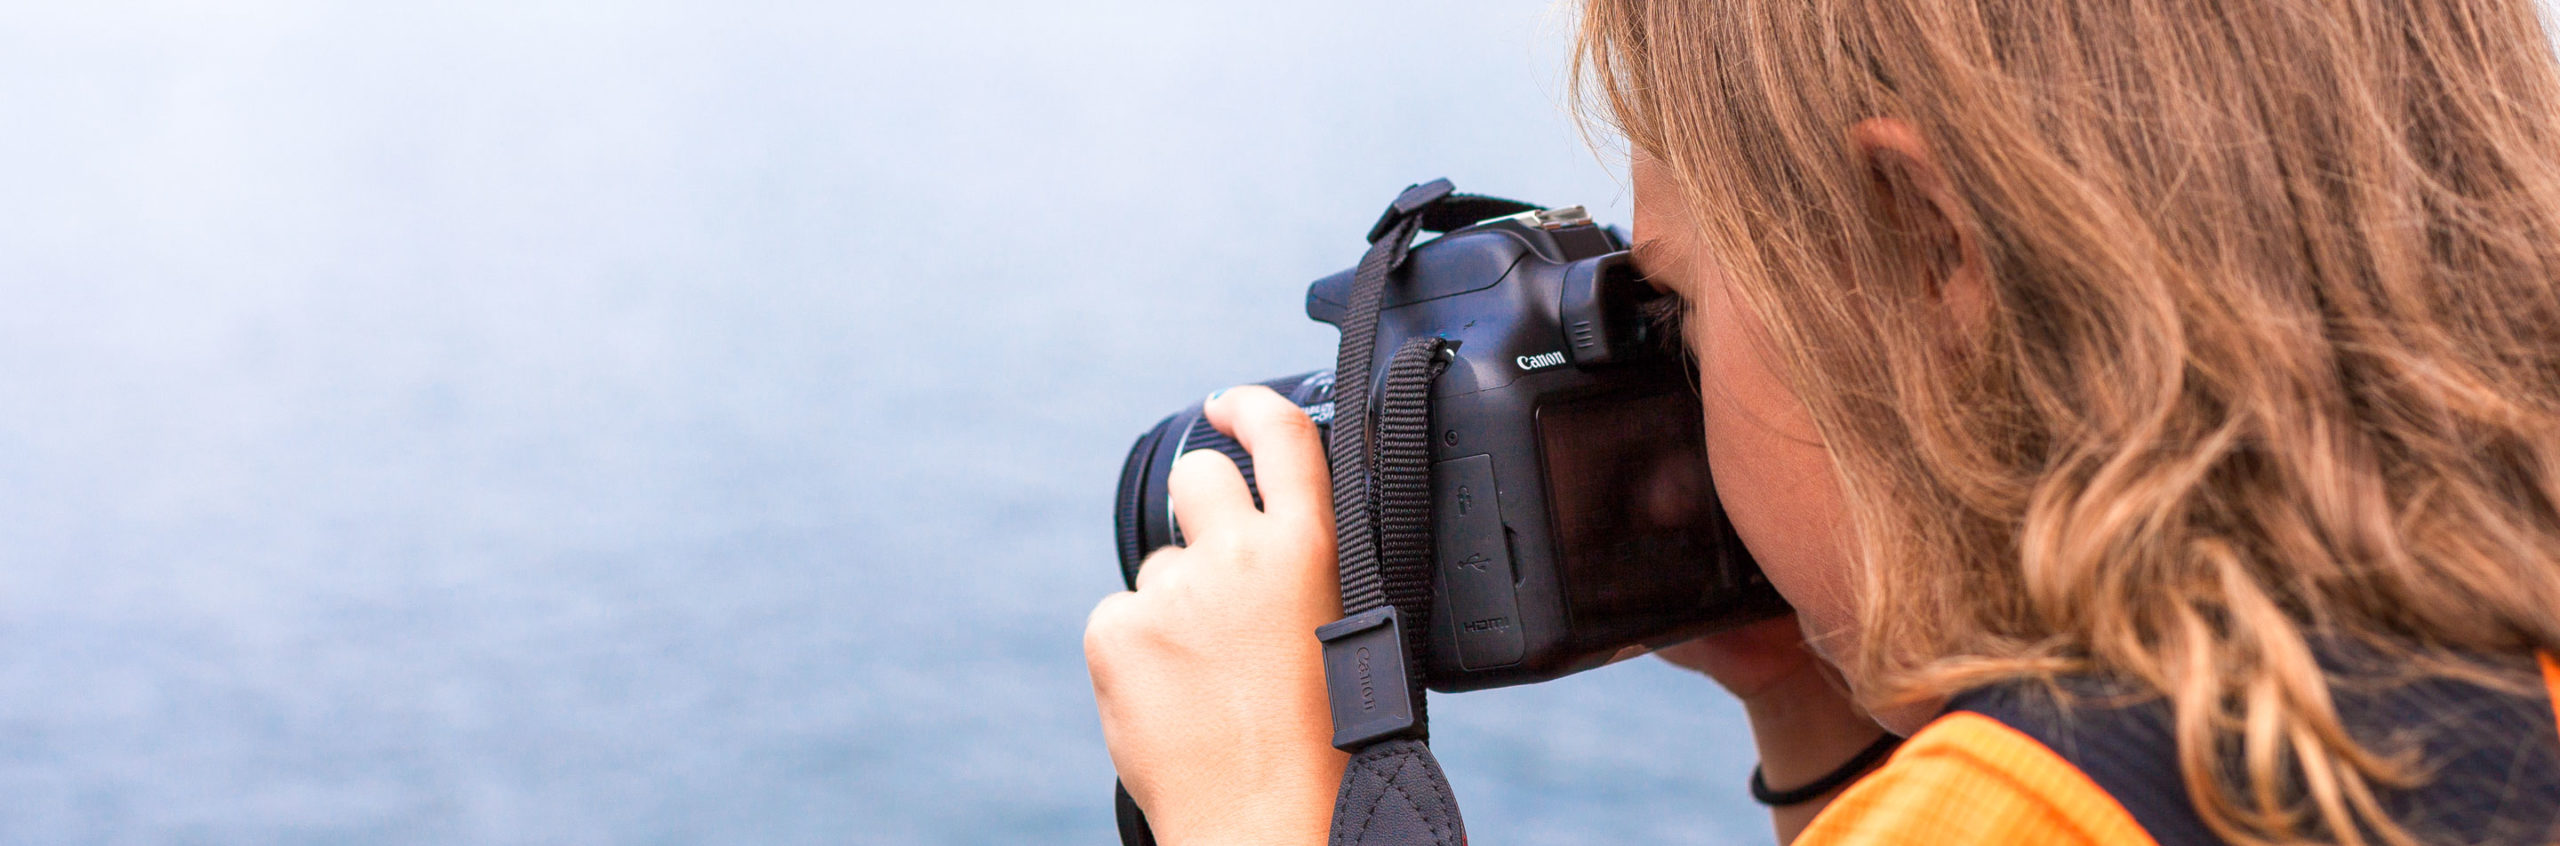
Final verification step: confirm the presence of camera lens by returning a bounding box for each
[1112,370,1336,588]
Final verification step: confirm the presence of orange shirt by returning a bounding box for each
[1794,654,2560,845]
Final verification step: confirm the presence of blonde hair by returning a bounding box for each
[1575,1,2560,843]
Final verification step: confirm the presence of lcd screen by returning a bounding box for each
[1535,390,1721,637]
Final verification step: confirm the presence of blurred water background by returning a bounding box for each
[0,1,1776,843]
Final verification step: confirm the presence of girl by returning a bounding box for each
[1085,1,2560,843]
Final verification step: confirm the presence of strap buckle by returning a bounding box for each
[1365,178,1456,243]
[1315,606,1418,751]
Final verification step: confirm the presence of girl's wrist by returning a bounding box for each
[1737,663,1887,792]
[1150,751,1342,846]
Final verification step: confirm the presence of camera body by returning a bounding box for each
[1114,205,1786,692]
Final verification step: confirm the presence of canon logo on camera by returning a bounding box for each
[1514,351,1567,371]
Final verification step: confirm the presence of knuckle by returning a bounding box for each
[1268,519,1334,555]
[1227,384,1285,404]
[1169,451,1236,492]
[1085,596,1165,664]
[1231,386,1289,414]
[1134,558,1185,590]
[1237,406,1317,448]
[1260,403,1318,438]
[1085,595,1129,641]
[1083,608,1121,667]
[1171,448,1235,479]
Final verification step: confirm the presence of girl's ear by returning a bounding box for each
[1848,117,1989,343]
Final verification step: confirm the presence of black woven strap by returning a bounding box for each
[1365,336,1450,724]
[1113,782,1158,846]
[1328,179,1459,724]
[1326,189,1423,623]
[1333,180,1522,617]
[1321,339,1463,846]
[1114,179,1523,846]
[1317,181,1485,846]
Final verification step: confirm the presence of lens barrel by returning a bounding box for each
[1112,371,1337,588]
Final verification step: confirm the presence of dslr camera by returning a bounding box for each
[1112,188,1785,692]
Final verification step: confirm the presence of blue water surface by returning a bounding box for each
[0,1,1771,842]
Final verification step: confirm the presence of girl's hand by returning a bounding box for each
[1084,385,1346,846]
[1653,613,1828,702]
[1658,615,1888,843]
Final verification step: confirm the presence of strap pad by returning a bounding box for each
[1330,739,1468,846]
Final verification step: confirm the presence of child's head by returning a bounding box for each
[1583,0,2560,839]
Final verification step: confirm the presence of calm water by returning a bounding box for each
[0,2,1771,842]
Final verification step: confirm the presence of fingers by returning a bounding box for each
[1168,447,1257,547]
[1202,386,1331,525]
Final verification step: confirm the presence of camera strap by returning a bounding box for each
[1313,179,1535,846]
[1112,179,1537,846]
